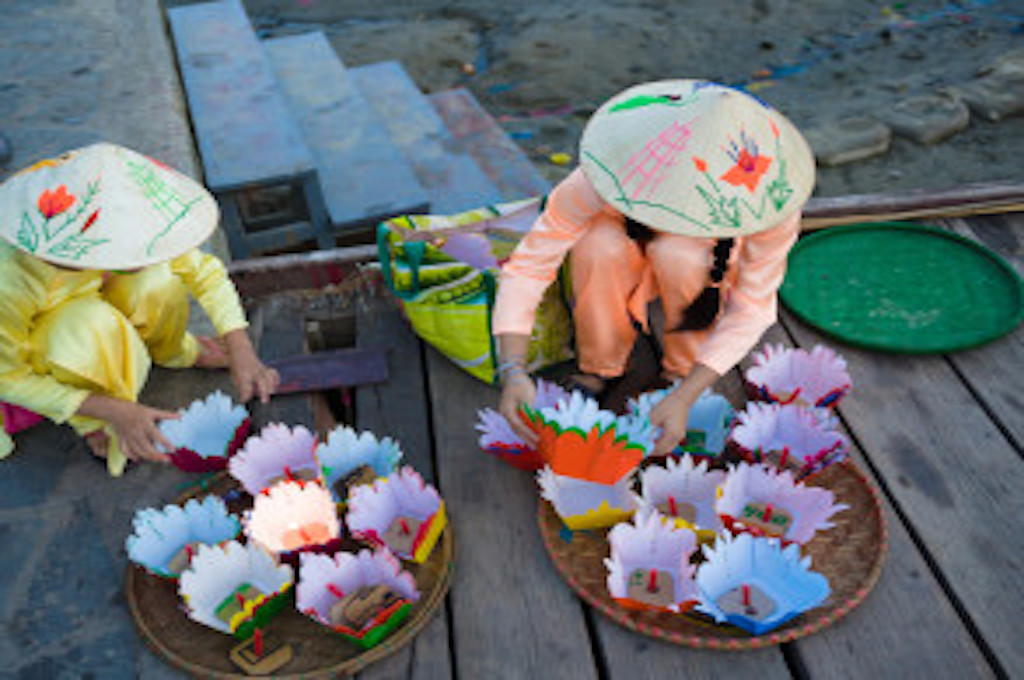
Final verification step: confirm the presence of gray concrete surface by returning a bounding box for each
[0,0,231,676]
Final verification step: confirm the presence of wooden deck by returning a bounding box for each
[232,209,1022,680]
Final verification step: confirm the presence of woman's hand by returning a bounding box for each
[498,375,538,447]
[78,395,177,463]
[650,389,691,456]
[224,329,280,403]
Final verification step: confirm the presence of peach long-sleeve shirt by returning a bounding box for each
[492,168,802,375]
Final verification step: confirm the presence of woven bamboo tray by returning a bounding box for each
[126,473,454,678]
[538,460,887,650]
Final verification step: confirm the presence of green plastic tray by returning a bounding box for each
[780,222,1024,353]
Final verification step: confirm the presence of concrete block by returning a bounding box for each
[885,91,970,145]
[804,117,892,167]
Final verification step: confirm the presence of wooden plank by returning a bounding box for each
[228,244,377,299]
[425,347,599,680]
[744,326,994,679]
[351,61,506,214]
[802,182,1024,230]
[429,88,552,201]
[354,296,453,680]
[247,294,315,429]
[264,33,430,233]
[269,347,388,395]
[941,213,1024,449]
[777,311,1022,675]
[166,0,315,191]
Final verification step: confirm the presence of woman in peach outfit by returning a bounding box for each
[493,80,815,455]
[0,143,278,475]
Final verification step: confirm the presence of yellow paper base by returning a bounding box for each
[561,502,635,531]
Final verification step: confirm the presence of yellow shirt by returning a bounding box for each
[0,242,247,423]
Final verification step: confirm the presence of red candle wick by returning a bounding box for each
[299,526,312,543]
[185,544,193,560]
[284,466,294,481]
[742,584,751,607]
[400,518,410,535]
[667,496,677,517]
[779,447,790,468]
[236,593,246,608]
[253,628,264,657]
[647,569,658,593]
[763,504,773,523]
[327,583,344,599]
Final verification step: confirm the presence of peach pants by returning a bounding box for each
[570,219,731,379]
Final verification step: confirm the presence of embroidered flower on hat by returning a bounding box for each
[720,131,773,193]
[37,185,75,219]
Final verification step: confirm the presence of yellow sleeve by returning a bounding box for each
[170,249,248,336]
[0,249,90,423]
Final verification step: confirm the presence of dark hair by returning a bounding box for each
[674,237,734,331]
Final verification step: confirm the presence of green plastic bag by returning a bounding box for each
[377,198,574,384]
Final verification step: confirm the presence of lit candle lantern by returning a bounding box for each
[245,480,342,559]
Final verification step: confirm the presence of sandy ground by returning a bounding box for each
[237,0,1024,199]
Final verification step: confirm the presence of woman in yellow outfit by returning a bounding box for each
[0,143,279,475]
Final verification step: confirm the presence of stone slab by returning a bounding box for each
[885,91,970,145]
[804,116,892,167]
[264,32,430,234]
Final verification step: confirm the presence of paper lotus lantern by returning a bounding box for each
[524,392,649,484]
[296,549,420,649]
[126,495,241,578]
[605,509,700,613]
[346,467,446,563]
[745,344,852,409]
[475,379,570,470]
[158,390,251,472]
[229,423,320,494]
[637,456,726,541]
[626,386,734,458]
[717,463,847,545]
[316,426,403,503]
[729,402,848,479]
[538,466,637,530]
[696,533,830,635]
[179,541,294,639]
[245,480,343,558]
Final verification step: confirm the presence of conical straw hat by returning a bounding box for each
[580,80,815,237]
[0,142,218,269]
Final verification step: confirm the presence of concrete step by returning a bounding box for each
[429,88,552,200]
[351,61,505,214]
[264,32,430,238]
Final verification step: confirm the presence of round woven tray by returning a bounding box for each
[126,473,454,678]
[537,461,887,650]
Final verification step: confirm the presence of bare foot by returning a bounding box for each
[84,430,109,460]
[195,336,229,369]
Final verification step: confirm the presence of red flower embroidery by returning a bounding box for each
[80,209,100,233]
[693,157,708,173]
[720,132,773,193]
[38,185,76,219]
